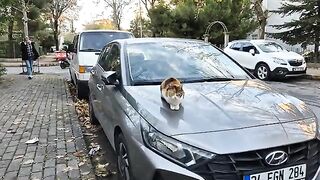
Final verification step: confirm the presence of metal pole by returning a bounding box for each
[224,32,229,48]
[138,0,143,38]
[21,0,28,37]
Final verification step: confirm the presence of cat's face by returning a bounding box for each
[166,85,184,99]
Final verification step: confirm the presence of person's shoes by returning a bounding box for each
[28,76,32,79]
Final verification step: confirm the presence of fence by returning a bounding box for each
[0,40,44,58]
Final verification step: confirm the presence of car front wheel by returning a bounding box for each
[116,134,132,180]
[255,63,270,80]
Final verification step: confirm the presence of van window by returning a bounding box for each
[79,32,132,52]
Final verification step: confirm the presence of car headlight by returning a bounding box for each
[273,57,288,65]
[141,119,215,167]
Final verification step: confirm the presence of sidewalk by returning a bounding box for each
[307,68,320,80]
[0,75,95,180]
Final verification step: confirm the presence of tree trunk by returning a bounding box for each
[53,19,59,51]
[8,9,15,58]
[315,40,319,63]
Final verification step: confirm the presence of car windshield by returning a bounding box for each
[257,42,286,53]
[80,32,132,51]
[126,41,251,85]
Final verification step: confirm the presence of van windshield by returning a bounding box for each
[79,32,133,52]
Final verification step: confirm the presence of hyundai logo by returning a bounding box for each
[265,151,288,166]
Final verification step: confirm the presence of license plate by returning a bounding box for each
[244,164,306,180]
[293,67,304,71]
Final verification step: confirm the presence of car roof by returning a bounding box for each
[78,30,132,34]
[113,38,207,45]
[229,39,277,44]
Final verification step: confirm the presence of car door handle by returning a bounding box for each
[96,84,104,91]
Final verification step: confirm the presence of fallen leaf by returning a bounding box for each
[25,137,39,144]
[22,159,34,165]
[63,166,77,173]
[81,171,90,176]
[7,129,16,134]
[83,133,93,136]
[14,155,24,159]
[78,162,85,166]
[67,139,74,143]
[56,155,65,159]
[73,151,85,157]
[57,128,65,131]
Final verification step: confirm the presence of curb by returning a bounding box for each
[303,74,320,80]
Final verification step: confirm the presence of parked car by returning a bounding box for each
[69,30,134,99]
[88,38,320,180]
[224,40,307,80]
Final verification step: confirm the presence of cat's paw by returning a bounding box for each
[170,105,180,111]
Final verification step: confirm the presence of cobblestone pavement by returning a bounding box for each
[0,74,95,180]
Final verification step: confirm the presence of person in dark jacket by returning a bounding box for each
[21,36,39,79]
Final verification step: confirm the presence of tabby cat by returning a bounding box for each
[160,77,185,110]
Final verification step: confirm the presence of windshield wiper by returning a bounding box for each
[80,48,100,52]
[183,77,242,83]
[132,81,161,86]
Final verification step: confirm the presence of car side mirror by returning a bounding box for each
[249,49,255,56]
[101,71,119,85]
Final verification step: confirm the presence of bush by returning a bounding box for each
[304,51,320,63]
[0,64,7,78]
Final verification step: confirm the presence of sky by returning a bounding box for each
[74,0,139,32]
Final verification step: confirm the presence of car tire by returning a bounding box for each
[89,96,99,125]
[76,80,87,99]
[255,63,270,80]
[116,133,133,180]
[60,62,66,69]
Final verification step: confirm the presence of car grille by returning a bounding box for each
[289,60,303,66]
[189,139,320,180]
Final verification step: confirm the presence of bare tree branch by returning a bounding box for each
[103,0,131,30]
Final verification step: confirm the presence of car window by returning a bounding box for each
[230,43,241,51]
[73,35,79,51]
[241,43,259,54]
[100,44,121,75]
[79,32,132,52]
[98,45,111,69]
[126,41,251,84]
[256,42,286,53]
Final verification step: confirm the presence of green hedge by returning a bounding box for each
[0,40,44,58]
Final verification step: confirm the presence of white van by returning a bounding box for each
[69,30,134,98]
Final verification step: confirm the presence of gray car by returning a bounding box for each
[88,38,320,180]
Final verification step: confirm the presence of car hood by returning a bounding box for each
[125,80,315,138]
[269,51,303,60]
[78,51,99,66]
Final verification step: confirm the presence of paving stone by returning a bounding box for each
[43,167,55,177]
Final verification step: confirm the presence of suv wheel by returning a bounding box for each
[116,134,132,180]
[255,63,270,80]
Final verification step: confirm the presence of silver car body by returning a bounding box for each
[89,38,320,180]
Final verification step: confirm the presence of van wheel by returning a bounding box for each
[76,81,87,99]
[116,134,133,180]
[255,63,270,80]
